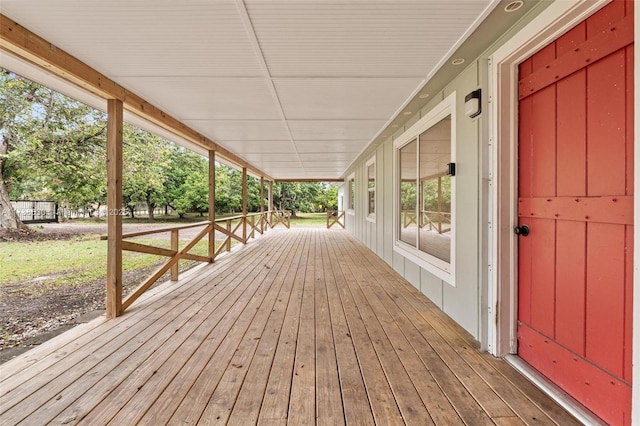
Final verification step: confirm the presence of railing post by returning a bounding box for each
[242,167,247,243]
[106,99,123,319]
[226,220,232,252]
[170,229,179,281]
[209,149,216,261]
[437,176,442,234]
[269,180,274,229]
[260,176,265,233]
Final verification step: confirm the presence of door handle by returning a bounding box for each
[514,225,530,237]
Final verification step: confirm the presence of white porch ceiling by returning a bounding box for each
[0,0,497,180]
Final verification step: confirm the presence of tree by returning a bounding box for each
[162,146,207,217]
[175,168,209,216]
[272,182,323,217]
[317,183,338,211]
[215,164,242,214]
[122,125,171,220]
[1,69,107,229]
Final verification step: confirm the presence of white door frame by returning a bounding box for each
[487,0,639,421]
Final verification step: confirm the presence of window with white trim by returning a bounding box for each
[366,157,375,218]
[395,93,455,283]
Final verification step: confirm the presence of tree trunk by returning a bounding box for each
[0,134,27,231]
[146,195,155,221]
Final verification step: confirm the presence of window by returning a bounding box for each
[347,174,355,211]
[394,93,455,282]
[367,157,375,218]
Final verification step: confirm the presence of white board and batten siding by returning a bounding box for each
[344,60,481,339]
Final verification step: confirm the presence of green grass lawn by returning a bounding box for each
[0,212,328,296]
[0,234,213,296]
[289,212,328,227]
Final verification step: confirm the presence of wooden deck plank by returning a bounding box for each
[325,235,405,425]
[332,236,435,425]
[337,239,467,425]
[46,236,276,422]
[226,230,308,425]
[106,231,300,425]
[0,228,580,426]
[319,232,374,425]
[314,231,344,426]
[197,230,307,424]
[50,241,270,425]
[256,231,310,423]
[0,269,212,422]
[343,236,568,426]
[287,231,317,425]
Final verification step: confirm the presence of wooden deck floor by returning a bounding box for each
[0,228,580,425]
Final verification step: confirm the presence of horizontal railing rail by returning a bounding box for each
[101,210,281,313]
[326,210,345,229]
[401,210,451,234]
[270,210,291,229]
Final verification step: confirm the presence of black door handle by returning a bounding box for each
[514,225,530,237]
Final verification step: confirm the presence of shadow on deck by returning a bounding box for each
[0,228,579,425]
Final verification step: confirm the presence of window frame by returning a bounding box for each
[393,92,456,285]
[366,156,376,222]
[347,173,356,215]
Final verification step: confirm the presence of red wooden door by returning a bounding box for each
[517,1,634,424]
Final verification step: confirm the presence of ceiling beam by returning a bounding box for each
[0,14,274,181]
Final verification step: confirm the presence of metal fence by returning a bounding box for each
[10,200,58,223]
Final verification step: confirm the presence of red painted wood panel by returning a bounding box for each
[556,22,585,56]
[530,86,556,197]
[518,96,532,197]
[518,324,632,426]
[587,0,626,38]
[519,57,532,78]
[518,196,633,225]
[555,221,585,355]
[556,70,586,196]
[529,218,555,337]
[586,223,626,379]
[587,50,627,196]
[518,15,633,99]
[531,42,556,72]
[517,3,634,423]
[517,219,532,325]
[624,225,633,382]
[626,45,634,196]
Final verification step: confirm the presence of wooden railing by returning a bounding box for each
[102,210,280,312]
[326,210,345,229]
[401,210,451,234]
[270,210,291,229]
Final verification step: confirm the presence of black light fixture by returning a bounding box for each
[447,162,456,176]
[465,89,481,118]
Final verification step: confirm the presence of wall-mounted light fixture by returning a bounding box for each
[465,89,481,118]
[447,162,456,176]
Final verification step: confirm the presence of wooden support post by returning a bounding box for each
[437,176,442,234]
[170,229,179,281]
[269,180,274,211]
[106,99,123,319]
[226,220,232,252]
[260,176,265,233]
[208,149,216,261]
[242,167,247,243]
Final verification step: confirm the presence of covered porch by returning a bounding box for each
[0,228,578,425]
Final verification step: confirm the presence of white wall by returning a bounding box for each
[343,61,483,338]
